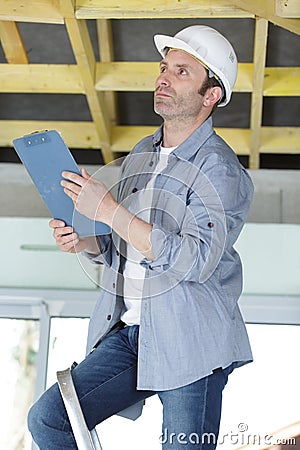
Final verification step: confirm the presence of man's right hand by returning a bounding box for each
[49,219,100,254]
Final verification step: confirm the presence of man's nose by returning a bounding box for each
[156,72,171,88]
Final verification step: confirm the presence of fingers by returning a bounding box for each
[61,179,82,195]
[62,171,85,186]
[62,186,78,204]
[48,219,79,252]
[49,219,65,229]
[53,225,74,239]
[57,233,79,252]
[81,168,91,179]
[55,229,79,252]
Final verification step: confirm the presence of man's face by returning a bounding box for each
[154,49,208,121]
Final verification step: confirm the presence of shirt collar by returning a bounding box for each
[152,116,214,161]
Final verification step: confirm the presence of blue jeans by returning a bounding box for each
[28,324,233,449]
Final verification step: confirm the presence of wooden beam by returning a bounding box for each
[95,62,253,92]
[276,0,300,18]
[228,0,300,35]
[2,62,297,97]
[0,1,64,24]
[0,121,99,148]
[58,0,76,18]
[249,18,268,169]
[2,122,299,157]
[97,19,118,126]
[264,67,300,96]
[0,21,28,63]
[0,64,84,93]
[75,0,253,19]
[260,127,300,154]
[96,62,158,91]
[65,15,113,162]
[216,128,250,156]
[111,126,251,155]
[111,126,157,152]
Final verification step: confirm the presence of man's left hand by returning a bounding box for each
[61,168,117,225]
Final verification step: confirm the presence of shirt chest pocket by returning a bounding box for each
[153,192,187,232]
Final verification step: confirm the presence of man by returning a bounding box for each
[28,25,254,449]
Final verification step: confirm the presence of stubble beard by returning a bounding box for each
[154,91,203,122]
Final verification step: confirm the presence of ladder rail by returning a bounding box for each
[57,368,102,450]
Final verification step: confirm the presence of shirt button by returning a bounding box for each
[107,315,111,320]
[116,250,119,256]
[208,222,214,228]
[112,282,116,288]
[132,187,138,193]
[149,161,154,167]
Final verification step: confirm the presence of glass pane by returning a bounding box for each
[219,323,300,448]
[46,317,89,388]
[0,318,39,450]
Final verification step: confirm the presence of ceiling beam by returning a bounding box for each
[97,19,118,126]
[264,67,300,96]
[2,121,299,157]
[0,64,84,93]
[0,21,28,63]
[1,63,298,96]
[65,15,113,162]
[75,0,253,19]
[0,121,99,148]
[261,127,300,154]
[249,18,268,169]
[276,0,300,18]
[111,126,251,156]
[95,62,254,92]
[0,1,63,24]
[228,0,300,35]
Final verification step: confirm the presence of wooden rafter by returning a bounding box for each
[264,67,300,96]
[249,17,268,169]
[97,19,118,126]
[228,0,300,35]
[1,120,299,157]
[0,1,63,24]
[0,62,299,97]
[75,0,253,19]
[261,127,300,154]
[0,21,28,64]
[1,120,98,149]
[65,15,112,163]
[0,0,299,167]
[95,62,254,92]
[276,0,300,18]
[0,64,84,93]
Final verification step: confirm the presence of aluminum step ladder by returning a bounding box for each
[57,368,103,450]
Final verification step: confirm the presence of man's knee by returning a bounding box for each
[27,383,68,438]
[27,399,41,436]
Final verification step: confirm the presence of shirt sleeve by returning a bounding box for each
[81,233,113,267]
[141,162,253,283]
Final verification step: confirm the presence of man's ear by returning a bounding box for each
[203,86,223,107]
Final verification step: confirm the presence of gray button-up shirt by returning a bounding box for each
[84,116,254,391]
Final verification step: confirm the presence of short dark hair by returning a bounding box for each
[198,74,225,107]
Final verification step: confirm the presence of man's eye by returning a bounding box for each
[160,66,167,73]
[179,68,187,75]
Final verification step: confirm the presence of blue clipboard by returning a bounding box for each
[12,130,111,237]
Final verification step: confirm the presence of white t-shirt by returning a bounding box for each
[121,146,176,325]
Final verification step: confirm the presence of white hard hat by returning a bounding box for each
[154,25,238,107]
